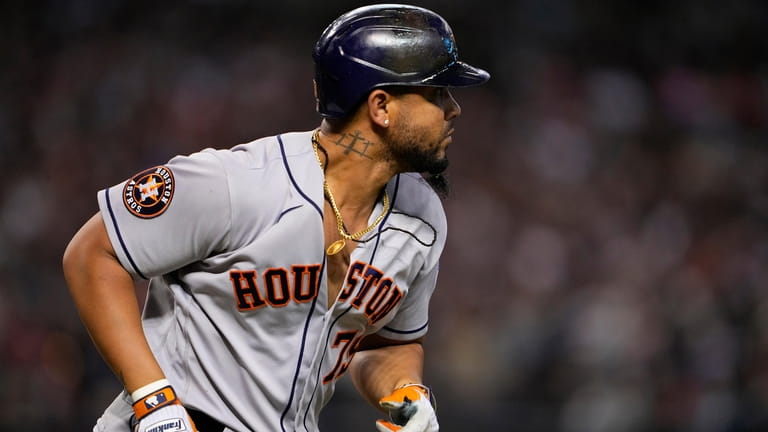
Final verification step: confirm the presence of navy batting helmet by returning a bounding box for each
[313,4,490,118]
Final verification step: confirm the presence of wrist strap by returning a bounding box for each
[395,383,430,399]
[131,379,171,403]
[132,383,181,420]
[395,383,436,411]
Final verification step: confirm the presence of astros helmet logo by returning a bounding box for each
[123,166,175,218]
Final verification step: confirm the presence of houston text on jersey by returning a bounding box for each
[229,261,403,326]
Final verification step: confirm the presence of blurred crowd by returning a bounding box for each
[1,1,767,431]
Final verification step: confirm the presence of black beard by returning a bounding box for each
[391,138,448,175]
[423,171,450,198]
[390,140,451,197]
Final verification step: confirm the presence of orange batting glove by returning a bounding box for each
[376,383,438,432]
[130,380,199,432]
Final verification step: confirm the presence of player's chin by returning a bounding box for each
[427,153,449,175]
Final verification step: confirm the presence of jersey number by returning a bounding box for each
[322,330,363,384]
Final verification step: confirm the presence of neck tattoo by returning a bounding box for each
[311,130,390,255]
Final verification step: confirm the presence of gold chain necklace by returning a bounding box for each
[311,130,390,255]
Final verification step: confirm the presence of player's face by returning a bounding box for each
[386,87,461,174]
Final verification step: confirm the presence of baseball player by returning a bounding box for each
[63,4,488,432]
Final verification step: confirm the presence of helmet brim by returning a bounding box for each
[423,61,490,87]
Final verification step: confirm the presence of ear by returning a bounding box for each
[366,89,393,128]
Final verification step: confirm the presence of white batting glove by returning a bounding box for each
[130,380,198,432]
[376,383,439,432]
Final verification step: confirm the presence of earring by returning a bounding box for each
[384,118,390,126]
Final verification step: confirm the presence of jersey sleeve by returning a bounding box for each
[97,149,231,279]
[375,174,448,341]
[375,262,440,341]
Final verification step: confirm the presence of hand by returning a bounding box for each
[376,384,438,432]
[131,384,198,432]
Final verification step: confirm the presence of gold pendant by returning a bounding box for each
[326,239,346,255]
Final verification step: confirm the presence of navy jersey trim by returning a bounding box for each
[346,175,438,248]
[277,134,322,218]
[276,204,303,224]
[301,302,355,432]
[300,179,400,429]
[281,262,324,432]
[368,174,399,263]
[104,187,147,280]
[278,134,324,431]
[383,320,429,334]
[382,176,427,336]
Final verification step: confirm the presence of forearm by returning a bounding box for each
[349,340,424,410]
[63,213,165,393]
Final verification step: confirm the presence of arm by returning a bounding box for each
[349,334,425,409]
[62,212,165,392]
[64,213,199,430]
[350,334,438,431]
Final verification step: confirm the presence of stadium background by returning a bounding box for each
[1,0,767,430]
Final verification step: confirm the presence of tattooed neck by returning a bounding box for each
[333,130,374,159]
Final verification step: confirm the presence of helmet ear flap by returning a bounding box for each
[312,4,489,119]
[313,68,352,119]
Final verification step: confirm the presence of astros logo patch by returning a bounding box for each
[123,166,175,218]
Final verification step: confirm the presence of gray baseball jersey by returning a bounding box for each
[93,130,446,432]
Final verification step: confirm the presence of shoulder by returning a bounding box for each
[381,173,447,270]
[180,130,311,169]
[169,131,314,178]
[229,131,313,161]
[390,173,446,229]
